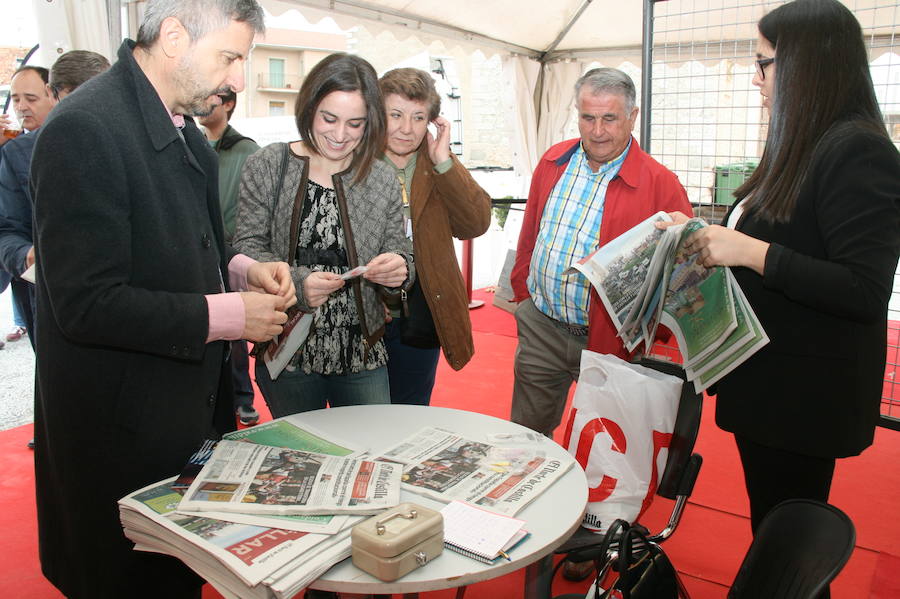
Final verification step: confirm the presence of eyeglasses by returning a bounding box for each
[755,57,775,80]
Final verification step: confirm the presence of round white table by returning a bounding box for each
[298,404,588,597]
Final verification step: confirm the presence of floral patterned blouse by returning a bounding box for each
[292,180,387,374]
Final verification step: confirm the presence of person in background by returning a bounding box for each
[377,67,491,406]
[199,89,261,426]
[661,4,899,595]
[0,52,110,449]
[0,97,20,351]
[30,1,295,596]
[0,66,54,351]
[6,302,27,343]
[234,52,413,418]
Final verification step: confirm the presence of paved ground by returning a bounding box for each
[0,286,34,432]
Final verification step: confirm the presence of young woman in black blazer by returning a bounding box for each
[663,0,900,552]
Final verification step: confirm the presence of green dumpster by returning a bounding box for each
[714,160,758,205]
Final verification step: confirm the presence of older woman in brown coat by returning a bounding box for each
[378,68,492,405]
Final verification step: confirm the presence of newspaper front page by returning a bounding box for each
[375,427,573,516]
[178,440,401,516]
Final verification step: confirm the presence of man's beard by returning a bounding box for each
[173,61,229,117]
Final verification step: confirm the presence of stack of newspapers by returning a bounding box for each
[119,418,574,597]
[118,419,393,599]
[568,211,769,392]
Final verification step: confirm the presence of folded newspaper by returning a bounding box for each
[259,306,314,380]
[375,426,573,516]
[119,477,359,599]
[567,211,768,393]
[173,417,366,533]
[178,440,402,516]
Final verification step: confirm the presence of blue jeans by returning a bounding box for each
[254,361,390,418]
[384,319,440,406]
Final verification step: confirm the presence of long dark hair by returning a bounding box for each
[294,53,386,184]
[736,0,887,223]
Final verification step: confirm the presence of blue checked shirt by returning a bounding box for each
[528,141,629,325]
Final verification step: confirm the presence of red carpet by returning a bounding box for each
[4,288,900,598]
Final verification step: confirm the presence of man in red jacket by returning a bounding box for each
[510,67,691,439]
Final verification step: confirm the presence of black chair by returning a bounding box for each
[541,356,704,599]
[728,499,856,599]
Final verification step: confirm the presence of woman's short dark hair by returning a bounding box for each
[295,53,386,184]
[737,0,886,223]
[378,68,441,120]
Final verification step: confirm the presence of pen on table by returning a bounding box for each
[498,550,511,562]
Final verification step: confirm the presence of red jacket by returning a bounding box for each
[511,137,692,356]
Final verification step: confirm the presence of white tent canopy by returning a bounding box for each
[29,0,899,176]
[263,0,646,59]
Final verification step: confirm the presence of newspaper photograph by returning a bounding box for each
[659,219,738,367]
[375,427,573,516]
[567,211,671,334]
[178,440,401,516]
[686,269,770,389]
[173,417,365,493]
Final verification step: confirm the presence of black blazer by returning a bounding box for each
[716,123,900,459]
[31,40,237,597]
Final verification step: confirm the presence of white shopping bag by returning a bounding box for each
[564,351,681,532]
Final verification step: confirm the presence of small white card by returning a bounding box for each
[341,265,368,280]
[21,263,36,284]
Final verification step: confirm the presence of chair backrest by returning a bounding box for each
[728,499,856,599]
[632,357,703,500]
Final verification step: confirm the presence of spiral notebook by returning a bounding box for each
[440,500,530,564]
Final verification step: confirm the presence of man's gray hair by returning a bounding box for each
[575,68,636,113]
[136,0,265,48]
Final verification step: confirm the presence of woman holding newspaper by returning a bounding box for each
[661,0,900,548]
[234,53,413,416]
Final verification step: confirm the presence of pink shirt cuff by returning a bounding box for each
[206,254,256,342]
[206,293,245,342]
[228,253,256,292]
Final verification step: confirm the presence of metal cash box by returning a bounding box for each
[351,502,444,581]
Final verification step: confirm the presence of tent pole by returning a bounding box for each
[640,0,657,150]
[107,0,121,58]
[542,0,594,56]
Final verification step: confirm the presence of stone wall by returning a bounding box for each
[1,47,29,86]
[351,27,514,168]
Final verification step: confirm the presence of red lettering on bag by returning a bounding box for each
[573,415,627,502]
[637,430,672,519]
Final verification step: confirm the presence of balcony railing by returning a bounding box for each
[257,72,302,91]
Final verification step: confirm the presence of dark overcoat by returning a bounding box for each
[31,40,236,598]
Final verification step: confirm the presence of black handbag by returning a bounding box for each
[598,520,689,599]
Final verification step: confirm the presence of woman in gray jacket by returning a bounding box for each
[234,53,413,417]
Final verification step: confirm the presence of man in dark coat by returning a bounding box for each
[30,1,294,597]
